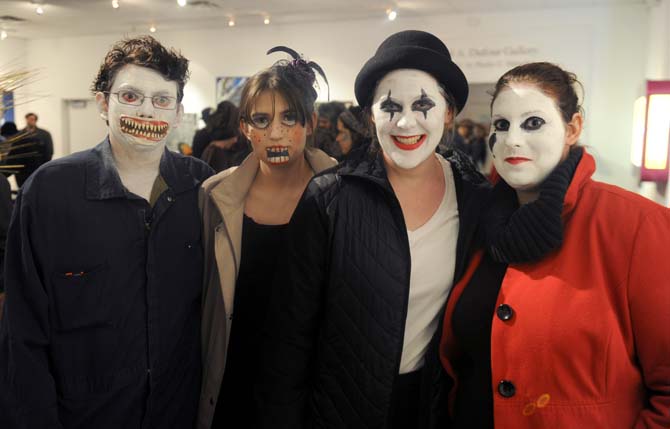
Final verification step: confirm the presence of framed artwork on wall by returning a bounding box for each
[216,76,248,106]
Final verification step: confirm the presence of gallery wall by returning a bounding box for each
[0,3,657,191]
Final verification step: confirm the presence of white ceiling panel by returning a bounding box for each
[0,0,647,40]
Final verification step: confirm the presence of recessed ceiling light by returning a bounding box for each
[228,19,235,27]
[112,0,120,9]
[0,30,8,40]
[149,25,157,33]
[177,0,187,6]
[263,17,270,25]
[35,5,44,15]
[387,9,397,21]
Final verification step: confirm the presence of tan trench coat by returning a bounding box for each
[196,149,336,428]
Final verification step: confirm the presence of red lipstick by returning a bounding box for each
[391,134,426,151]
[505,157,531,165]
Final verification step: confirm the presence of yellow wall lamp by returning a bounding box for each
[632,81,670,183]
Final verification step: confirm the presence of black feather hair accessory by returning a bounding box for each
[267,45,330,100]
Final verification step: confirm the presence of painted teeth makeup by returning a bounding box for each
[490,82,567,191]
[243,90,310,168]
[371,69,448,169]
[100,64,181,152]
[266,146,290,164]
[119,116,170,142]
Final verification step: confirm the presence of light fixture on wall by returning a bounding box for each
[633,81,670,182]
[177,0,187,6]
[264,16,270,25]
[0,30,7,40]
[387,8,397,21]
[112,0,120,9]
[228,18,235,27]
[149,25,157,33]
[35,5,45,15]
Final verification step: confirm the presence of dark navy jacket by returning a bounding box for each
[0,138,213,428]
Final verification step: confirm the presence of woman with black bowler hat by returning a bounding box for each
[257,30,490,429]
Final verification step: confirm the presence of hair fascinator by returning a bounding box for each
[267,46,330,100]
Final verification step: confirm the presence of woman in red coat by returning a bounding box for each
[440,62,670,428]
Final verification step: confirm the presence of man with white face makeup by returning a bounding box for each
[258,31,491,429]
[0,36,213,428]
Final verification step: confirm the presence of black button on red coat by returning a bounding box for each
[496,303,514,321]
[498,380,516,397]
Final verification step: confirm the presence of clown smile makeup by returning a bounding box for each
[371,69,450,169]
[119,116,169,142]
[490,83,568,191]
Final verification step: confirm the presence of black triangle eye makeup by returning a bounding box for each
[412,89,436,119]
[379,88,437,121]
[380,90,402,121]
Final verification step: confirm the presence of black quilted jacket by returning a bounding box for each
[258,149,491,429]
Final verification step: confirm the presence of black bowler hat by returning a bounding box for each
[354,30,468,112]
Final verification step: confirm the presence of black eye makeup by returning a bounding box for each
[522,116,546,131]
[250,113,271,129]
[380,90,402,121]
[493,119,510,132]
[411,89,436,119]
[282,111,298,127]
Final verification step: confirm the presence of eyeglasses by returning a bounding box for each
[106,89,178,110]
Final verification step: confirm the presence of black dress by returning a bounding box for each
[212,214,287,428]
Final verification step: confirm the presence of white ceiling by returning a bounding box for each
[0,0,647,40]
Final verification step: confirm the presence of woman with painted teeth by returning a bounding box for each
[440,62,670,428]
[197,46,336,428]
[257,30,490,428]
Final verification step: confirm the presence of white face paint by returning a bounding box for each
[97,64,182,153]
[490,83,568,191]
[371,69,449,169]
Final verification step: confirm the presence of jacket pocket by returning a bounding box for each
[51,263,110,331]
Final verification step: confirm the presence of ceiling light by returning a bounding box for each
[387,9,397,21]
[149,25,157,33]
[112,0,120,8]
[177,0,187,6]
[263,17,270,25]
[228,19,235,27]
[0,30,7,40]
[35,5,44,15]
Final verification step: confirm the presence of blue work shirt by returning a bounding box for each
[0,138,213,428]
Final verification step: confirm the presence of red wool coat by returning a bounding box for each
[440,151,670,428]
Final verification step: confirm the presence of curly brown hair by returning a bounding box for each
[91,35,189,102]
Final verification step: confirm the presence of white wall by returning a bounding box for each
[0,36,29,123]
[10,3,651,190]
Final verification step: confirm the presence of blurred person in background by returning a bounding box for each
[335,105,369,163]
[450,119,486,171]
[313,101,346,158]
[9,113,53,187]
[192,106,214,159]
[201,101,251,172]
